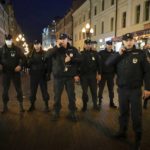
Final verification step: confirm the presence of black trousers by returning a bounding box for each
[118,87,142,133]
[2,72,23,103]
[53,77,76,113]
[98,74,114,105]
[80,74,97,106]
[30,74,49,103]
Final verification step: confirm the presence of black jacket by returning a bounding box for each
[106,48,150,90]
[46,43,81,78]
[98,48,115,74]
[79,49,101,76]
[0,44,26,73]
[27,49,51,76]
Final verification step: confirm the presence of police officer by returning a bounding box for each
[46,33,80,121]
[143,44,150,109]
[106,33,150,150]
[98,40,117,108]
[79,39,101,112]
[0,34,26,113]
[27,40,50,112]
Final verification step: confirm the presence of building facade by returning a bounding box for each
[42,20,57,50]
[73,0,150,51]
[55,0,86,42]
[56,9,73,40]
[0,2,9,46]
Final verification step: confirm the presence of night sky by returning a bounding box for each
[12,0,72,42]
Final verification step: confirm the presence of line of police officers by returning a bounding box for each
[0,33,150,150]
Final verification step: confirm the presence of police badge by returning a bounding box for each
[92,57,95,61]
[11,52,15,57]
[133,58,138,64]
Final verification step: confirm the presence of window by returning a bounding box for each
[94,6,97,16]
[111,0,115,5]
[101,21,104,34]
[122,12,126,28]
[94,25,97,36]
[110,17,114,31]
[102,0,104,11]
[136,5,140,24]
[145,0,150,21]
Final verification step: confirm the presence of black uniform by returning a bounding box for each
[106,48,150,140]
[98,48,116,107]
[79,49,101,111]
[0,44,26,111]
[143,48,150,109]
[46,43,80,117]
[27,49,50,111]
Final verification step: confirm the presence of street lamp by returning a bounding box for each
[82,23,94,40]
[16,34,29,55]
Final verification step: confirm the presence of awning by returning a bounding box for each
[113,28,150,42]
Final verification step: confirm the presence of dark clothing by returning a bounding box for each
[53,77,76,112]
[79,49,101,106]
[143,48,150,108]
[80,74,97,106]
[46,43,80,113]
[0,45,26,73]
[106,49,150,90]
[0,44,26,103]
[106,48,150,134]
[46,43,80,78]
[98,48,115,74]
[98,74,114,105]
[98,49,115,104]
[80,50,101,76]
[27,50,50,102]
[2,73,23,103]
[118,88,142,133]
[30,75,49,102]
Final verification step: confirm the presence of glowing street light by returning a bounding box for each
[82,23,94,40]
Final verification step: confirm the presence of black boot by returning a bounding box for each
[44,101,50,112]
[2,103,8,113]
[19,102,25,112]
[110,101,117,109]
[114,130,127,139]
[82,102,87,112]
[93,103,100,111]
[98,98,102,107]
[28,103,35,112]
[67,111,78,122]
